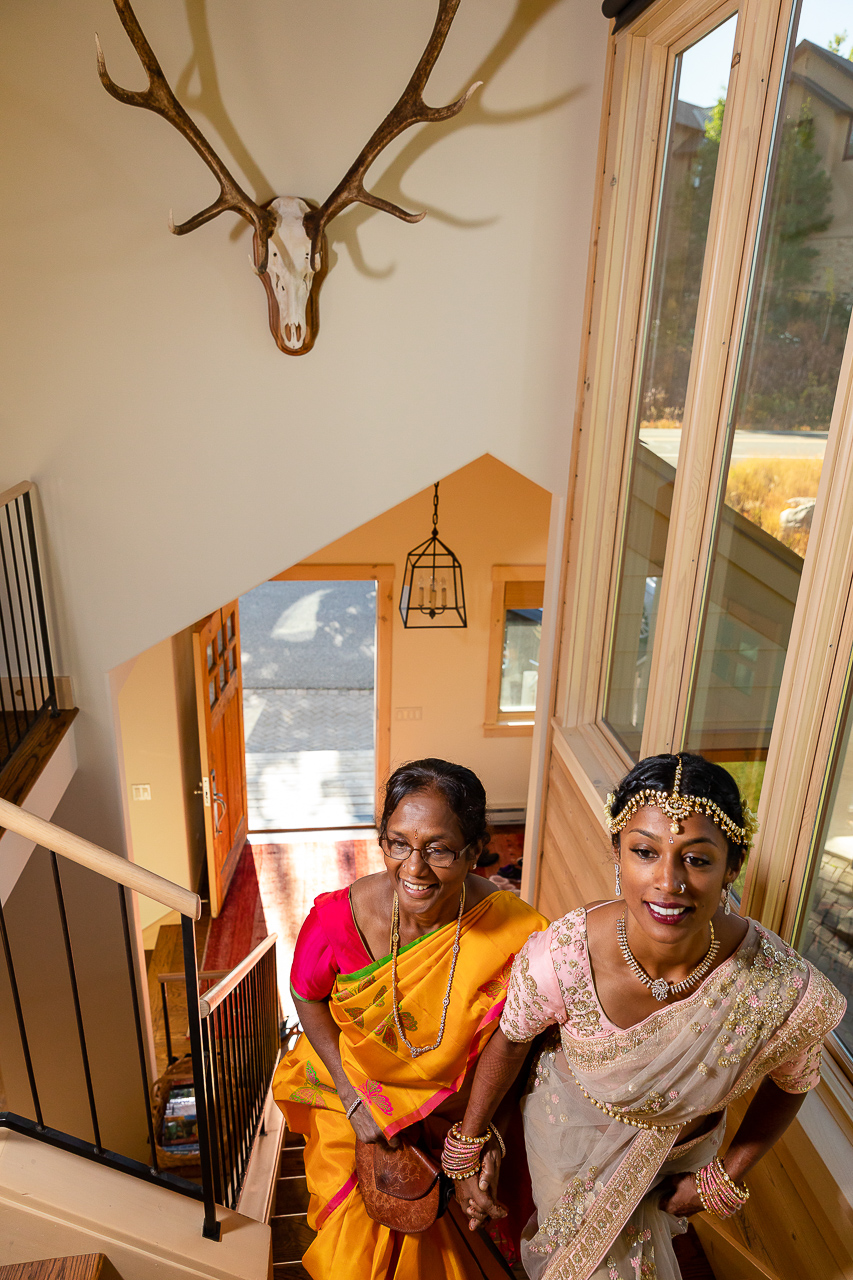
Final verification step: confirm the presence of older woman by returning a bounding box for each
[449,753,846,1280]
[273,757,548,1279]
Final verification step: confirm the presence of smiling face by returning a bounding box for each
[617,805,739,949]
[382,787,478,923]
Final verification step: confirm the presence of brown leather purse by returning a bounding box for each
[355,1137,449,1232]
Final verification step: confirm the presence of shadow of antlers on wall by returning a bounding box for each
[97,0,580,355]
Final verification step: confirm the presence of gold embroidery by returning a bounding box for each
[540,1127,679,1280]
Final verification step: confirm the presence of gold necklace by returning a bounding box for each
[390,883,465,1058]
[617,913,719,1002]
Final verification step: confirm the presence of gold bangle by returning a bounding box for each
[488,1124,506,1157]
[449,1121,491,1146]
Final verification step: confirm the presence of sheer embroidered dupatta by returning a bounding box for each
[515,920,845,1280]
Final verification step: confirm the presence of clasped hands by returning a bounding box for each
[452,1139,507,1232]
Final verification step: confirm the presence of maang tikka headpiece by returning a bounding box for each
[604,754,758,851]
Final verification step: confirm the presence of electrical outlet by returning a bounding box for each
[131,784,152,801]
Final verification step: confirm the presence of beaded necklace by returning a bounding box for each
[390,883,465,1058]
[617,914,719,1002]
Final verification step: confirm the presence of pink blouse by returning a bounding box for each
[290,887,373,1001]
[500,908,824,1094]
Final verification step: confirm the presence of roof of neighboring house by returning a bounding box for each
[791,71,853,116]
[795,39,853,90]
[675,100,712,132]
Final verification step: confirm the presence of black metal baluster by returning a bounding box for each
[0,894,43,1126]
[0,522,26,746]
[232,984,253,1183]
[5,505,37,729]
[20,493,56,715]
[221,997,243,1206]
[160,980,175,1065]
[200,1016,224,1206]
[213,1006,234,1205]
[209,1009,229,1204]
[50,852,101,1150]
[241,971,261,1136]
[180,913,221,1240]
[117,883,160,1172]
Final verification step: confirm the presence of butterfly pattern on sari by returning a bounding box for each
[374,1010,418,1051]
[347,984,388,1029]
[477,954,516,998]
[288,1058,339,1109]
[357,1077,394,1116]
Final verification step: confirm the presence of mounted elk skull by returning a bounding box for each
[96,0,480,354]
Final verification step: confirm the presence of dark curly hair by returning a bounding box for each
[378,758,490,857]
[609,753,747,872]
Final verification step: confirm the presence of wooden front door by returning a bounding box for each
[192,601,248,917]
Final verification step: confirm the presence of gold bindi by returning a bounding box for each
[605,754,758,851]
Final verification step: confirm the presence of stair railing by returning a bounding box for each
[0,482,59,773]
[0,796,279,1240]
[200,933,280,1211]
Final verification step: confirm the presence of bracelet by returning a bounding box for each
[694,1158,749,1218]
[345,1096,363,1121]
[441,1122,505,1180]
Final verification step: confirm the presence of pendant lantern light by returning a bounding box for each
[399,483,467,629]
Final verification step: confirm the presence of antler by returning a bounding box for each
[96,0,277,272]
[305,0,482,268]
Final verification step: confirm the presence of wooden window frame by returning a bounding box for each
[484,566,546,737]
[538,0,853,1105]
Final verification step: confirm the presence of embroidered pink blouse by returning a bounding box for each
[290,887,372,1001]
[500,908,824,1093]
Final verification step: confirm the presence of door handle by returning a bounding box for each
[213,789,227,836]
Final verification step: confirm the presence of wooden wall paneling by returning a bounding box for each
[535,750,612,918]
[714,1091,853,1279]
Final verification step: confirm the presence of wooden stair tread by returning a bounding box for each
[272,1265,312,1279]
[0,1257,121,1280]
[270,1214,316,1264]
[275,1174,309,1215]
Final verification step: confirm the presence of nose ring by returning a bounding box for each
[676,883,685,894]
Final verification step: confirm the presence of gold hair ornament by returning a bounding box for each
[604,756,759,851]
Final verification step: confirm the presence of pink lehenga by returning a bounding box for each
[500,906,846,1280]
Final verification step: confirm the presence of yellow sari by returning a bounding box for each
[273,890,548,1279]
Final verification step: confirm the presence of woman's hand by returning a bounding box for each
[453,1142,507,1230]
[657,1172,702,1218]
[347,1099,400,1148]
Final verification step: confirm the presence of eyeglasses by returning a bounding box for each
[380,837,474,869]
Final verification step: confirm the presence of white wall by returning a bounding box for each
[0,0,608,855]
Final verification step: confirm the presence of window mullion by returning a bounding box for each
[640,0,789,759]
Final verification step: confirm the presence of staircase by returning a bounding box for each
[271,1129,315,1278]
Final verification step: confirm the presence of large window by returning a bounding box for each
[605,16,738,755]
[685,0,853,812]
[550,0,853,1087]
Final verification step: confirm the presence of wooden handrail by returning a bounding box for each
[0,480,33,508]
[0,796,201,919]
[200,934,277,1017]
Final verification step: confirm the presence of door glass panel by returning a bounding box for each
[686,1,853,812]
[797,674,853,1059]
[604,16,739,757]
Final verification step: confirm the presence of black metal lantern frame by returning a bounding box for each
[399,483,467,628]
